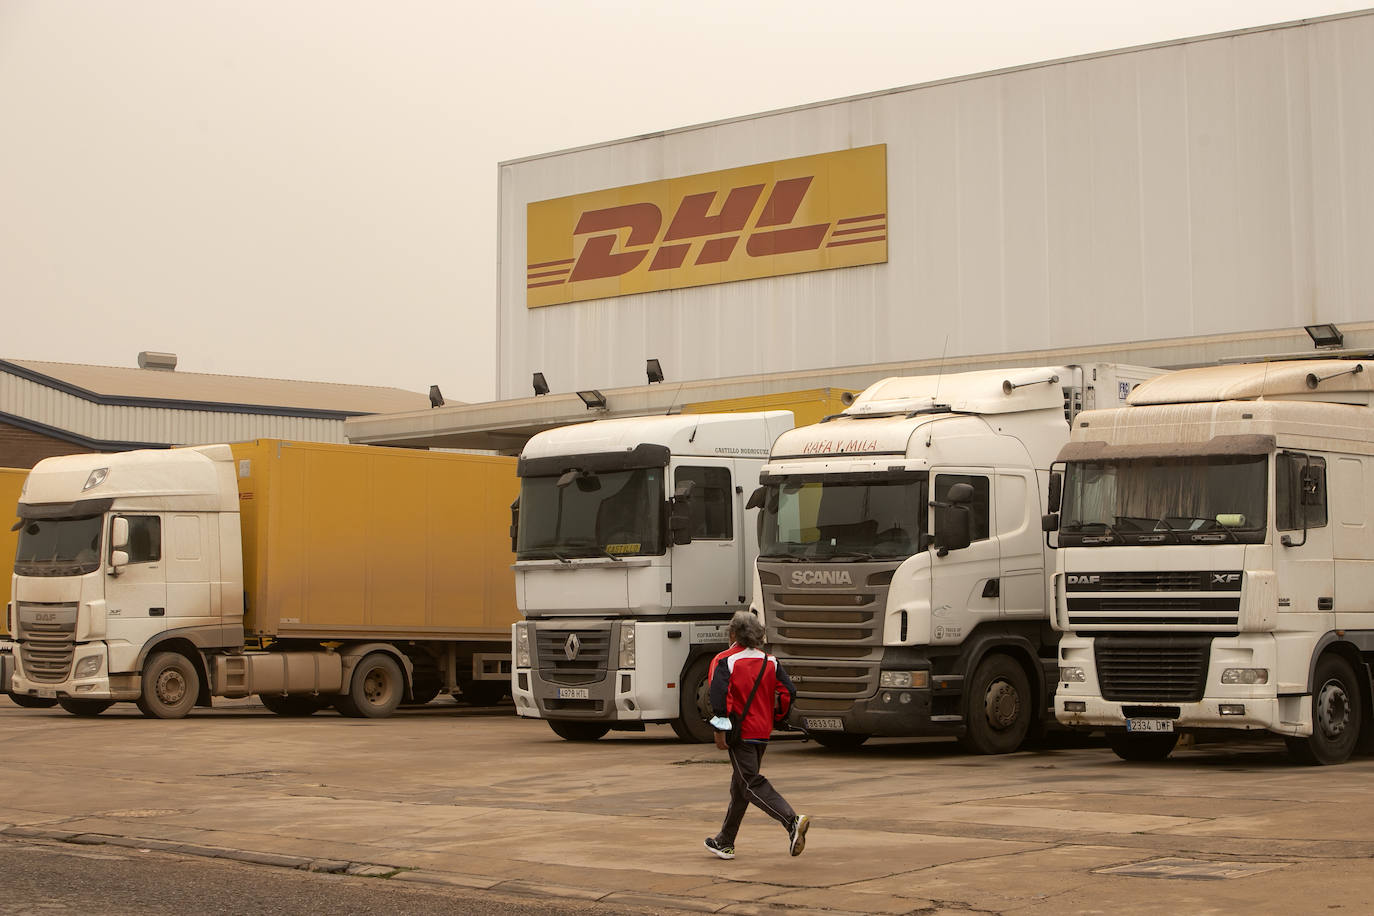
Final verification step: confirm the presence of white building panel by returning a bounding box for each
[496,11,1374,400]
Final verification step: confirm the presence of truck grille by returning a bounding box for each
[534,626,612,683]
[761,561,898,702]
[1065,570,1242,630]
[17,603,79,684]
[1094,634,1211,702]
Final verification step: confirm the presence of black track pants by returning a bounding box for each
[716,741,796,845]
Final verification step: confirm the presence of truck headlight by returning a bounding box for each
[1059,666,1086,683]
[514,625,531,668]
[618,623,636,668]
[74,655,103,678]
[879,670,927,689]
[1221,667,1268,685]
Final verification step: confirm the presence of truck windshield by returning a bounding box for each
[517,468,664,559]
[1060,455,1267,545]
[758,475,927,560]
[14,515,104,576]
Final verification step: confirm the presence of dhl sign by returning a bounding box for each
[526,145,887,308]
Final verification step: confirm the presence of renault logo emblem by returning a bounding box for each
[564,633,582,661]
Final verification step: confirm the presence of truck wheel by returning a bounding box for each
[335,653,404,719]
[259,694,324,717]
[670,656,715,743]
[57,698,113,717]
[8,694,58,709]
[462,681,507,707]
[136,652,200,719]
[809,731,870,750]
[1286,655,1362,766]
[1109,731,1179,761]
[547,719,610,741]
[959,653,1032,755]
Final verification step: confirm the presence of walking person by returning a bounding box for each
[703,611,810,860]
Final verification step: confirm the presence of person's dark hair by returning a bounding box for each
[729,610,765,649]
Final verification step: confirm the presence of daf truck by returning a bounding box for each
[1047,357,1374,765]
[752,365,1158,752]
[510,411,796,742]
[7,440,518,718]
[2,467,57,709]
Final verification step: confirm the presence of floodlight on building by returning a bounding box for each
[1305,323,1344,349]
[532,372,550,396]
[577,389,607,410]
[646,358,664,384]
[428,385,445,408]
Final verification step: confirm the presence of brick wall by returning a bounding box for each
[0,421,92,469]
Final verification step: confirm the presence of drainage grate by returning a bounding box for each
[1096,857,1291,880]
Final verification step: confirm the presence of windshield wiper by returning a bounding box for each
[561,540,624,561]
[823,550,876,561]
[1067,520,1126,543]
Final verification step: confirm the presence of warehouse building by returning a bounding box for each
[349,8,1374,451]
[0,353,430,468]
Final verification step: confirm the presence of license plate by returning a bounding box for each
[36,688,56,699]
[1126,718,1174,733]
[804,717,844,731]
[557,687,589,700]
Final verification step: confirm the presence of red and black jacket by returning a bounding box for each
[708,645,796,742]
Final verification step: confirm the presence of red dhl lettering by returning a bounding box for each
[528,176,885,288]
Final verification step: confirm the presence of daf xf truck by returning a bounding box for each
[7,440,518,718]
[752,365,1157,752]
[510,411,795,742]
[1047,357,1374,765]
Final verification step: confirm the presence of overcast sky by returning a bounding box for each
[2,0,1368,401]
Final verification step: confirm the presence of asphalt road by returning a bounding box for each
[0,835,688,916]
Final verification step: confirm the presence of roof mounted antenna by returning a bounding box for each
[664,381,686,416]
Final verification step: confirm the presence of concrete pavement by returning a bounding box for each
[2,698,1371,914]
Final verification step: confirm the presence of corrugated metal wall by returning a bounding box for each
[0,374,347,447]
[496,12,1374,399]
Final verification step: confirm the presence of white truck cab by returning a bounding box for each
[510,412,793,742]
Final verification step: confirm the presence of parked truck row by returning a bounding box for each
[9,356,1374,766]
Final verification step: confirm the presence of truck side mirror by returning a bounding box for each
[1046,469,1063,514]
[669,480,696,546]
[745,486,766,510]
[111,516,129,550]
[930,482,972,557]
[509,497,520,553]
[109,549,129,575]
[1042,513,1060,532]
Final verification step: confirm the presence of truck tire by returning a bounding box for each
[958,653,1032,755]
[1108,731,1179,761]
[1285,654,1362,766]
[670,656,715,743]
[259,694,325,717]
[136,651,200,719]
[547,719,610,741]
[58,698,114,717]
[809,731,870,750]
[335,653,404,719]
[462,681,507,707]
[8,694,58,709]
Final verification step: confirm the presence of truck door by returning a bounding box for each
[1276,453,1335,621]
[929,471,999,643]
[670,461,741,611]
[106,514,169,648]
[165,514,215,632]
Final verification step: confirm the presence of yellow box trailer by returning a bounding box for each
[7,440,519,718]
[682,387,853,428]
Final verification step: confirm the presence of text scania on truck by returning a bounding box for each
[7,441,517,718]
[509,411,797,742]
[751,364,1158,752]
[1047,357,1374,765]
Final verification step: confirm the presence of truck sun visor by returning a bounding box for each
[518,443,671,478]
[15,497,115,520]
[1056,434,1276,462]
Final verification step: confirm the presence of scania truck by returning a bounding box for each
[1047,357,1374,765]
[510,411,796,742]
[752,365,1157,752]
[7,440,518,718]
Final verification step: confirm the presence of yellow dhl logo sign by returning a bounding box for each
[526,145,887,308]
